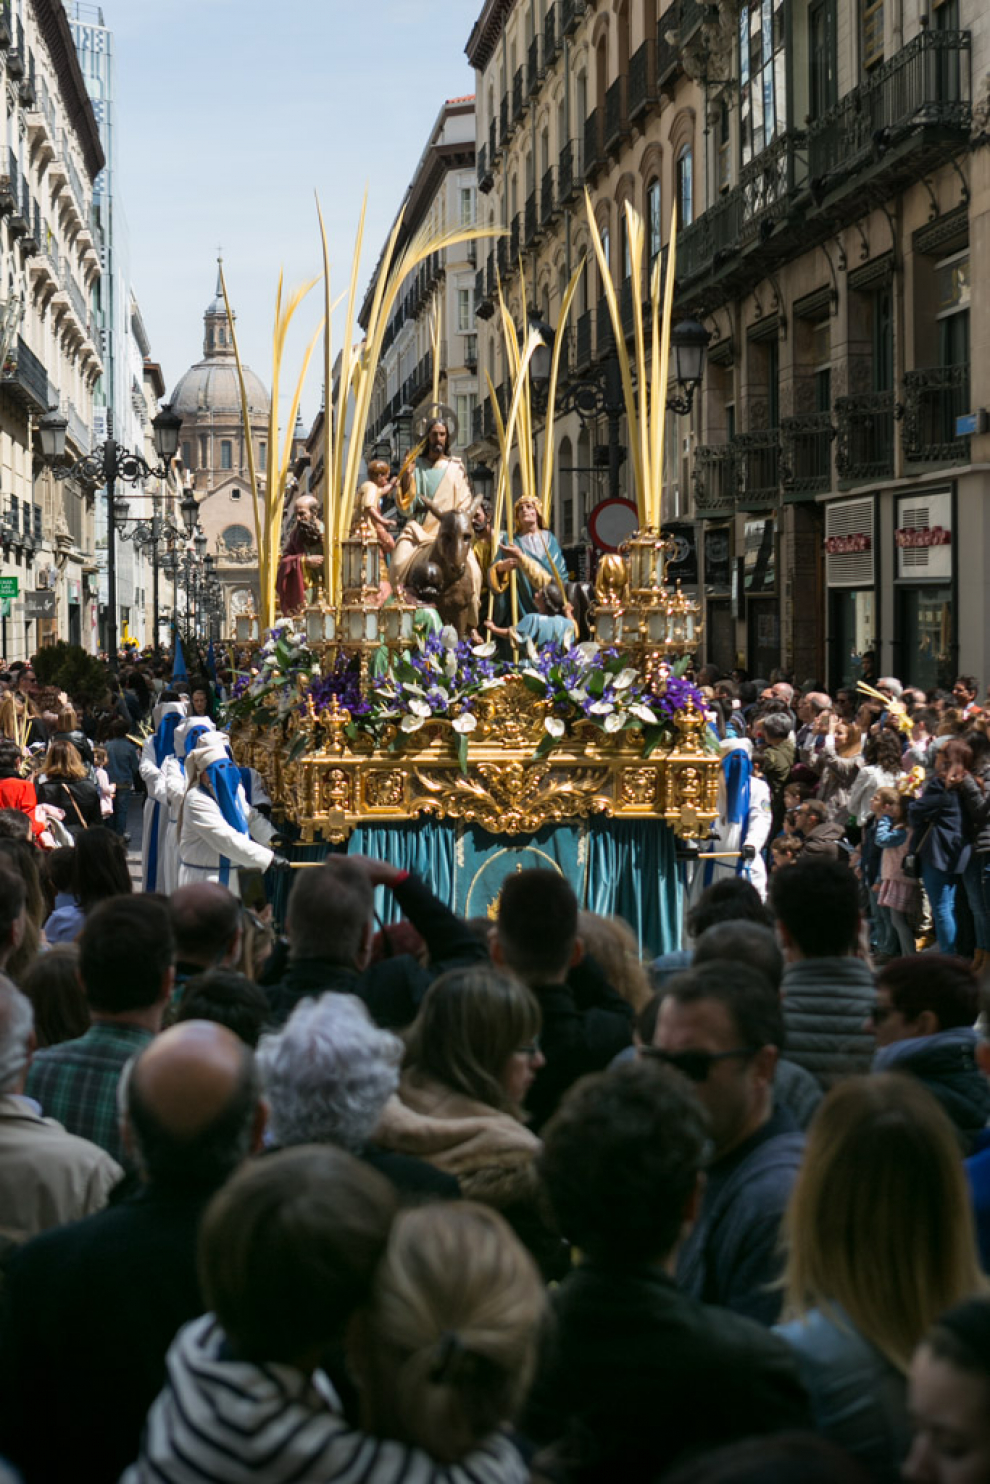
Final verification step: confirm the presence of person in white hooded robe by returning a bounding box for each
[690,736,773,902]
[177,732,276,894]
[139,698,187,892]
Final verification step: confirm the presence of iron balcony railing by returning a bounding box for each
[544,2,559,61]
[475,268,487,316]
[781,412,835,496]
[528,35,541,94]
[489,116,498,161]
[525,191,538,245]
[512,68,525,122]
[584,109,604,176]
[541,165,556,226]
[735,429,782,509]
[693,444,737,518]
[835,392,895,482]
[604,78,628,151]
[2,335,49,410]
[808,29,971,194]
[476,143,490,190]
[558,139,581,201]
[561,0,587,36]
[628,38,657,121]
[499,96,508,145]
[902,365,971,465]
[509,213,521,265]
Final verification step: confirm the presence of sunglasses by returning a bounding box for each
[641,1045,760,1083]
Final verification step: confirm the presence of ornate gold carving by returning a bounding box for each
[413,760,612,835]
[620,767,658,807]
[323,768,352,812]
[364,771,405,810]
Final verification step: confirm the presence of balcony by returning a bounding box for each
[575,309,593,372]
[596,294,614,360]
[499,96,509,146]
[528,36,542,95]
[509,213,521,265]
[1,335,49,412]
[544,3,559,63]
[524,191,538,245]
[5,44,22,79]
[735,430,782,510]
[496,237,510,282]
[477,143,493,193]
[902,365,970,465]
[835,393,895,483]
[584,109,605,178]
[628,39,658,124]
[808,30,971,217]
[558,139,581,202]
[472,401,496,444]
[489,116,498,164]
[475,267,491,320]
[512,68,525,123]
[781,412,835,498]
[693,444,737,520]
[562,0,586,36]
[604,78,629,152]
[463,334,478,370]
[541,165,556,227]
[0,3,10,49]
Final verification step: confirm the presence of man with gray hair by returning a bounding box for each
[258,990,457,1200]
[0,975,121,1248]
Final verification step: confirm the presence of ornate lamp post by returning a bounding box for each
[38,403,183,667]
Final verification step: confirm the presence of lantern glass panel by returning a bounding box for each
[400,608,416,639]
[646,609,666,643]
[306,609,324,644]
[596,611,615,643]
[365,611,379,642]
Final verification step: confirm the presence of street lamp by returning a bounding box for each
[115,490,180,657]
[38,402,182,668]
[180,485,200,538]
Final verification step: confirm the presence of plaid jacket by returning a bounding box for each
[25,1022,154,1164]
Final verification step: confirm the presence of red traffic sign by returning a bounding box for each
[588,497,639,553]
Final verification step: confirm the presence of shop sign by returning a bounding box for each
[824,533,871,555]
[895,525,951,549]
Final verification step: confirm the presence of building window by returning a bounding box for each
[221,523,253,555]
[739,2,786,165]
[457,289,472,332]
[199,435,208,468]
[455,394,476,436]
[33,504,42,539]
[862,0,883,72]
[459,187,474,226]
[677,145,693,226]
[230,488,241,502]
[647,180,661,263]
[182,441,191,468]
[809,0,837,116]
[620,212,632,280]
[220,440,233,470]
[258,441,267,472]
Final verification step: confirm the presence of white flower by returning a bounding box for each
[525,638,539,662]
[613,668,639,691]
[407,698,432,718]
[440,625,459,649]
[567,687,589,704]
[573,642,601,664]
[590,700,614,715]
[545,716,566,738]
[403,682,426,697]
[629,703,659,726]
[400,714,426,733]
[604,712,625,732]
[452,713,477,734]
[444,652,458,678]
[472,639,497,658]
[479,677,505,692]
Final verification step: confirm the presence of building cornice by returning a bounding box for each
[465,0,516,71]
[32,0,105,179]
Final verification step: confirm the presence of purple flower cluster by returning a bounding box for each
[644,674,706,720]
[230,674,251,701]
[306,658,373,719]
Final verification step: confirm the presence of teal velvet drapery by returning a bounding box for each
[273,816,682,958]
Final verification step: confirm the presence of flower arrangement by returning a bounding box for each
[223,626,320,727]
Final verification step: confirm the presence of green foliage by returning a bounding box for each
[33,642,109,704]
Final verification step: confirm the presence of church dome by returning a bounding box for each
[169,263,270,418]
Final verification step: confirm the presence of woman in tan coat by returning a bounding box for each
[376,965,564,1274]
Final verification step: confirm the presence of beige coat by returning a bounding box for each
[375,1072,540,1207]
[0,1094,122,1249]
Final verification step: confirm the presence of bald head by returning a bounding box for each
[169,883,241,969]
[125,1021,263,1191]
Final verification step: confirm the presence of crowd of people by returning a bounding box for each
[0,645,988,1481]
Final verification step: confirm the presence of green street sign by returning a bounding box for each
[0,577,18,598]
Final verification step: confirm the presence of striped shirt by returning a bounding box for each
[122,1314,528,1484]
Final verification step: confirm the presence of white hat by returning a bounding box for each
[175,716,219,759]
[151,698,188,729]
[719,736,752,758]
[183,731,231,791]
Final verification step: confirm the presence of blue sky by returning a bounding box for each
[105,0,476,433]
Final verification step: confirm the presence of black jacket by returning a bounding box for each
[524,977,632,1133]
[523,1261,810,1483]
[265,871,488,1029]
[51,728,94,769]
[35,774,103,835]
[0,1185,210,1484]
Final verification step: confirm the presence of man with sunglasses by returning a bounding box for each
[653,962,804,1326]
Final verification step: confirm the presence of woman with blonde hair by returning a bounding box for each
[352,1201,543,1475]
[51,705,94,769]
[577,911,652,1014]
[34,739,102,837]
[774,1074,986,1481]
[0,690,46,750]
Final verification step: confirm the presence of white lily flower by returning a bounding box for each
[589,700,614,715]
[526,638,539,661]
[444,652,458,678]
[613,668,639,690]
[471,639,497,657]
[407,698,432,718]
[573,642,601,664]
[604,712,625,732]
[629,703,659,725]
[452,713,477,734]
[545,716,566,737]
[440,625,459,649]
[567,687,589,704]
[400,714,426,732]
[479,677,505,691]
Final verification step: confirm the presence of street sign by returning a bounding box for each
[24,590,57,619]
[0,577,19,598]
[588,497,639,553]
[955,410,987,437]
